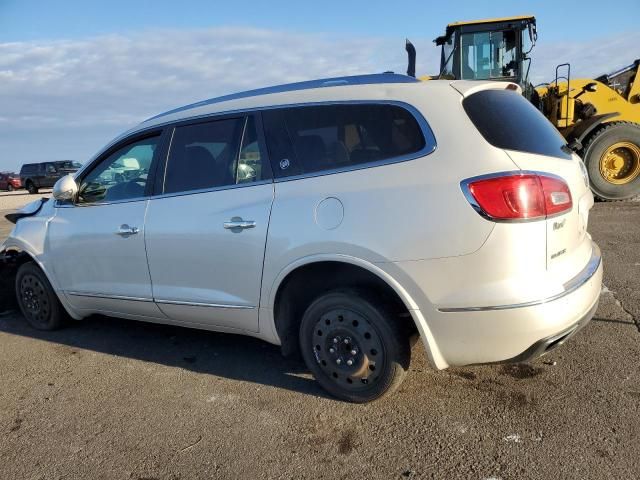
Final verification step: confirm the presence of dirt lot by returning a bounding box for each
[0,193,638,479]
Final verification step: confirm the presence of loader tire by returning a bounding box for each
[582,122,640,201]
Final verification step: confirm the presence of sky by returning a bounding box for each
[1,0,639,172]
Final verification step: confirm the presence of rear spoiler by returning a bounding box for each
[449,81,521,98]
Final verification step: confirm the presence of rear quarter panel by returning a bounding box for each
[261,82,521,309]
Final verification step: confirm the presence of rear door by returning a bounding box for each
[144,113,274,332]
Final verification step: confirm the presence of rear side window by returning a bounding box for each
[163,116,267,194]
[263,103,427,178]
[463,89,571,159]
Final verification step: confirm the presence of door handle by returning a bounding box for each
[116,224,139,237]
[224,219,256,230]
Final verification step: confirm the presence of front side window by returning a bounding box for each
[264,104,426,178]
[78,135,160,204]
[460,30,518,80]
[163,115,265,194]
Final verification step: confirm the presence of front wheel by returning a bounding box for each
[26,181,38,195]
[7,184,14,192]
[299,290,410,403]
[15,262,67,330]
[583,122,640,201]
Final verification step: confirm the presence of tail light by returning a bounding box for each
[462,172,572,221]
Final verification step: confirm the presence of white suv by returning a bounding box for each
[1,74,602,402]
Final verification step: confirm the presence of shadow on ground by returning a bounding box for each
[0,310,329,399]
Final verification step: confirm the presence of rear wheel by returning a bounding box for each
[26,181,38,195]
[299,290,410,403]
[583,122,640,200]
[15,262,67,330]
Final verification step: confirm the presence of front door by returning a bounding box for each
[144,114,273,332]
[48,132,165,318]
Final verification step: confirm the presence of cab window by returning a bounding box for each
[460,30,518,80]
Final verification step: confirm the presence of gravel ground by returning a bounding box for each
[0,189,51,212]
[0,199,638,479]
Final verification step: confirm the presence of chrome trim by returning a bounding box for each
[65,291,256,310]
[115,224,139,237]
[152,179,273,201]
[438,242,601,312]
[142,100,436,152]
[223,220,256,230]
[155,299,254,309]
[272,146,435,184]
[72,100,435,204]
[460,170,574,223]
[55,195,148,208]
[56,180,273,207]
[66,291,153,302]
[128,100,435,195]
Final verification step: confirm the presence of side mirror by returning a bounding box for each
[53,174,78,201]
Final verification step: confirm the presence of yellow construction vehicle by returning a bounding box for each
[414,15,640,200]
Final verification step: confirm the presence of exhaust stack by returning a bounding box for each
[406,39,416,78]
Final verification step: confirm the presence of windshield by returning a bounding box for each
[459,30,518,80]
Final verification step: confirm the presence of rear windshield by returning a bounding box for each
[463,89,571,159]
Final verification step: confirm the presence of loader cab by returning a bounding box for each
[436,16,536,90]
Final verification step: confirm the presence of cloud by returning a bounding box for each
[529,32,640,84]
[0,27,637,170]
[0,28,428,131]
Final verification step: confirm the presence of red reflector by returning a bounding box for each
[465,173,572,221]
[539,175,573,216]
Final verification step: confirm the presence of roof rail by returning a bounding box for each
[145,73,419,122]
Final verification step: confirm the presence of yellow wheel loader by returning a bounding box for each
[413,16,640,200]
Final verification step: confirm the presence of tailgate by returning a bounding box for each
[506,150,594,278]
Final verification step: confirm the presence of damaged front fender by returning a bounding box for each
[1,198,52,312]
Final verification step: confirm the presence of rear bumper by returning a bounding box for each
[501,296,598,364]
[417,240,603,367]
[439,242,601,313]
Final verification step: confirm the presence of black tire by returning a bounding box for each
[26,181,38,195]
[7,184,14,192]
[299,290,410,403]
[582,122,640,201]
[15,262,67,330]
